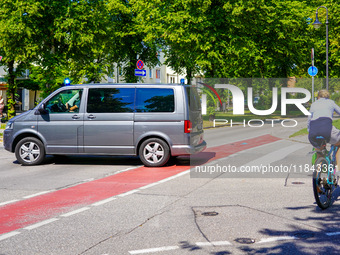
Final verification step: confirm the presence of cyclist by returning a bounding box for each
[308,90,340,171]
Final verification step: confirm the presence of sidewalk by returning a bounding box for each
[0,116,5,147]
[0,128,3,148]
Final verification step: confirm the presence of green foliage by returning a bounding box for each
[0,0,159,101]
[1,0,340,113]
[133,0,328,81]
[331,91,340,105]
[207,106,216,116]
[289,128,308,138]
[0,0,37,118]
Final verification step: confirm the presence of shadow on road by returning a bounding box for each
[23,151,217,167]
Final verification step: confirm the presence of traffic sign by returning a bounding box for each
[0,56,2,61]
[136,60,144,70]
[308,66,318,76]
[135,69,146,76]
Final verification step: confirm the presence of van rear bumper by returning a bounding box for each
[171,140,207,156]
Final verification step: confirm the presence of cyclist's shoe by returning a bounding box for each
[317,185,322,194]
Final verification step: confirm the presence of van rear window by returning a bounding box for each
[135,88,174,112]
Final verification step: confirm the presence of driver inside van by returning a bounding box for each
[66,92,81,112]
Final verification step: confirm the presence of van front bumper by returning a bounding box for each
[3,129,14,152]
[171,140,207,156]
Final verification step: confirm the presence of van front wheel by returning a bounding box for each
[139,138,170,167]
[15,137,45,166]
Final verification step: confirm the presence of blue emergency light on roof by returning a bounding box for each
[64,78,71,86]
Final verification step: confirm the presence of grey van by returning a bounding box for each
[3,84,206,167]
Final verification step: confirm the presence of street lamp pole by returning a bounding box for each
[312,6,329,91]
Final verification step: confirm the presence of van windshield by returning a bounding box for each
[186,87,201,111]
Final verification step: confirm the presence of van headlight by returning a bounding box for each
[5,122,14,130]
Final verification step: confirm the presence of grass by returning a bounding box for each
[289,119,340,138]
[0,123,4,139]
[289,128,308,138]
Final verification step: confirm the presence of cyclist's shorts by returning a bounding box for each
[309,117,332,148]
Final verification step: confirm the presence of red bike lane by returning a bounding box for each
[0,134,280,235]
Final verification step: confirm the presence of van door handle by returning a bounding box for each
[72,115,80,120]
[87,114,96,120]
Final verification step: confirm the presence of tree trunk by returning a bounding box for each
[6,61,17,119]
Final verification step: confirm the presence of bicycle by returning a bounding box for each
[312,136,339,209]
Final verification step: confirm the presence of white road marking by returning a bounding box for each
[23,190,54,199]
[158,171,190,183]
[257,236,297,243]
[196,241,232,246]
[1,166,140,208]
[0,141,311,245]
[118,190,140,197]
[0,231,21,241]
[92,197,117,206]
[60,207,90,217]
[23,218,59,230]
[0,200,19,207]
[139,182,160,190]
[129,246,179,254]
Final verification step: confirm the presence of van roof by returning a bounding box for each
[64,83,194,87]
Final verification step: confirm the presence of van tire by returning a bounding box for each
[139,138,170,167]
[15,137,45,166]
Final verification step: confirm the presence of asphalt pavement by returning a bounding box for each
[2,116,340,254]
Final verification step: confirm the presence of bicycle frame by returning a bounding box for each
[311,136,338,185]
[312,137,339,209]
[327,145,338,185]
[317,145,337,185]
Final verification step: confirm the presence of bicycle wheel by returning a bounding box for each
[313,157,334,209]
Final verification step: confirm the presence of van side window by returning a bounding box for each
[45,89,82,113]
[135,88,174,112]
[87,88,134,113]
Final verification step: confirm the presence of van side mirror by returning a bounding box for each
[35,103,47,115]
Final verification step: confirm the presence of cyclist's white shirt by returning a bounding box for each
[308,98,340,131]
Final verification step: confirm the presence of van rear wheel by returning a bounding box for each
[139,138,170,167]
[15,137,45,166]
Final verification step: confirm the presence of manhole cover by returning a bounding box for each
[234,238,255,244]
[292,182,305,185]
[201,211,219,216]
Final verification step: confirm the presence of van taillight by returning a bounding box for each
[184,120,192,133]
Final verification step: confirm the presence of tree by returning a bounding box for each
[56,0,118,84]
[0,0,39,118]
[134,0,318,82]
[107,0,159,83]
[132,0,210,84]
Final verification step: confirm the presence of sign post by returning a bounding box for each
[312,48,314,102]
[309,48,318,102]
[134,69,146,76]
[136,60,144,70]
[136,60,145,83]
